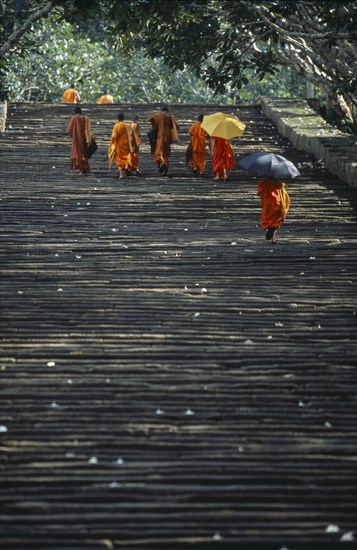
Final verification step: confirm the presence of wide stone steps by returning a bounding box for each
[0,102,356,549]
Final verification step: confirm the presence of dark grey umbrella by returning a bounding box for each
[238,152,300,179]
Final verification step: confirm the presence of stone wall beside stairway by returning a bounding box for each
[261,97,357,188]
[0,101,8,133]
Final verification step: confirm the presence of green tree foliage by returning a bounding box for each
[0,0,103,99]
[0,0,102,57]
[3,12,307,104]
[0,0,331,111]
[106,0,357,130]
[2,14,227,103]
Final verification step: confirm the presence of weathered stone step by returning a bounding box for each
[0,102,356,550]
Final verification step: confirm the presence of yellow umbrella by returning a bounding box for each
[108,143,116,169]
[201,112,246,139]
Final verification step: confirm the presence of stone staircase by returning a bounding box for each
[1,102,356,549]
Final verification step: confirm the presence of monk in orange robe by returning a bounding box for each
[63,83,80,104]
[67,106,91,174]
[97,89,114,104]
[149,106,178,175]
[210,137,235,181]
[130,116,141,174]
[188,114,208,175]
[111,113,133,179]
[257,177,290,243]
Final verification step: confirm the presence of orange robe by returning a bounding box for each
[130,122,141,171]
[189,121,207,173]
[111,121,132,171]
[97,94,114,104]
[67,114,90,173]
[149,112,173,169]
[63,88,80,103]
[257,178,290,229]
[212,137,235,177]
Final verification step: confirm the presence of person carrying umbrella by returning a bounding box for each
[238,152,299,243]
[201,112,245,181]
[257,177,290,243]
[210,136,235,181]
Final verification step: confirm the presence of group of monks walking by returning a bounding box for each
[66,102,236,182]
[63,83,237,180]
[63,84,114,105]
[65,89,290,244]
[187,114,234,181]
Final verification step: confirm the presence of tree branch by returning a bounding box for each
[0,1,55,58]
[255,5,354,84]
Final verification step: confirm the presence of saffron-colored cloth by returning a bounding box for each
[63,88,80,103]
[108,143,116,169]
[188,121,207,173]
[84,116,92,145]
[257,178,290,229]
[67,114,90,173]
[171,116,179,143]
[211,137,235,177]
[111,121,133,171]
[130,122,141,171]
[149,112,173,169]
[97,94,114,104]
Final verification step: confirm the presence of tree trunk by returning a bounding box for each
[325,94,356,134]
